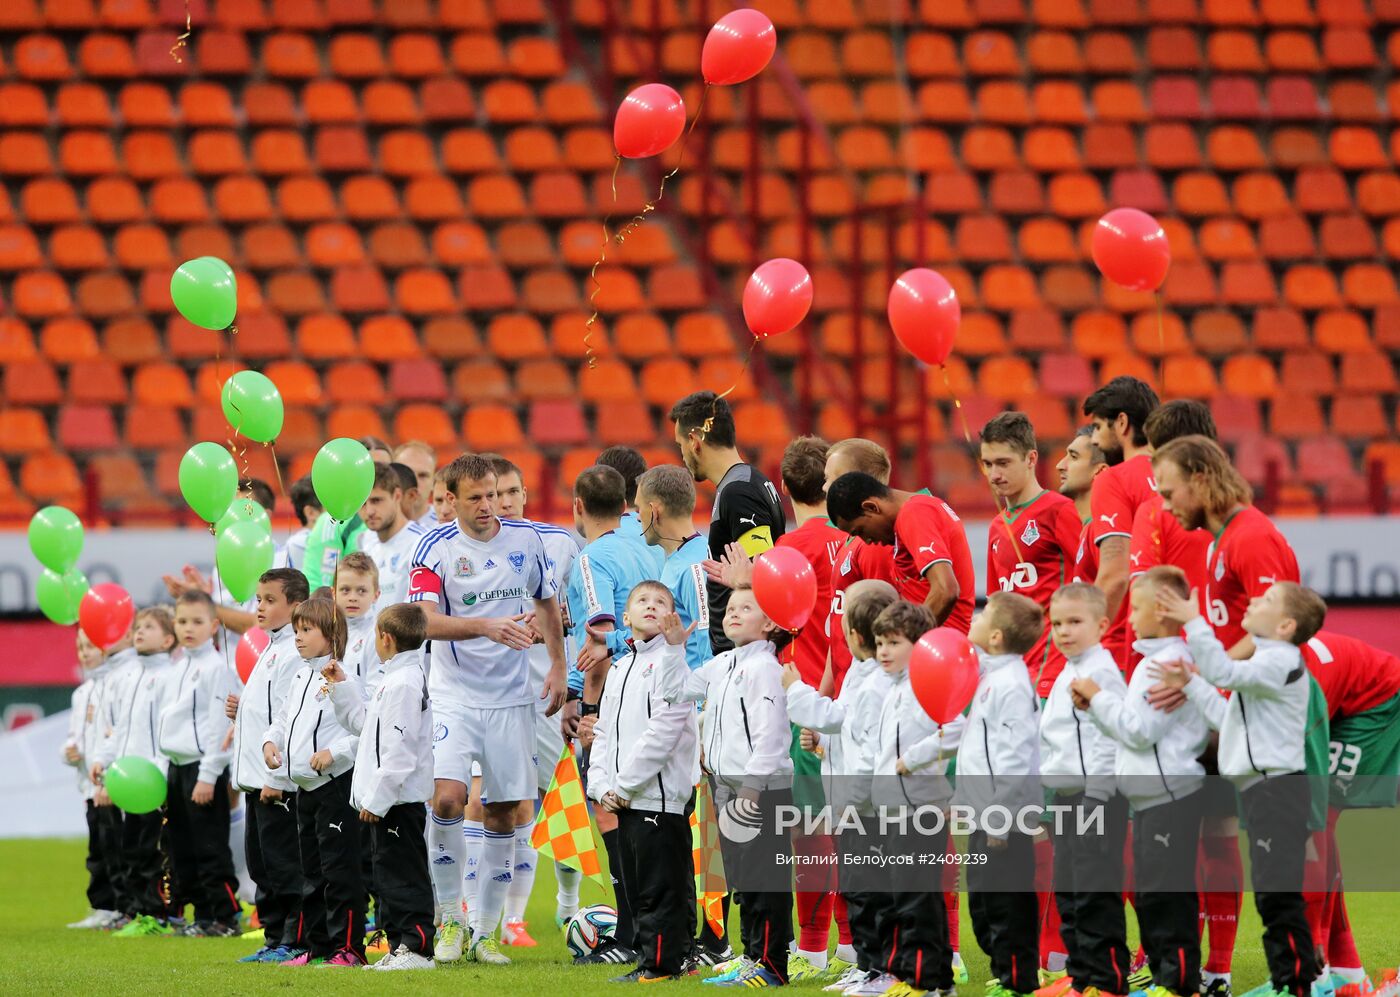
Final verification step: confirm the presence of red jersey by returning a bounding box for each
[1204,505,1300,651]
[986,490,1082,696]
[1302,630,1400,719]
[829,536,896,693]
[892,493,975,634]
[1089,453,1159,670]
[777,517,846,689]
[1130,496,1210,594]
[1070,517,1098,583]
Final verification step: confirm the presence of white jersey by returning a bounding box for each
[360,520,426,611]
[514,519,581,707]
[409,518,557,709]
[416,508,438,531]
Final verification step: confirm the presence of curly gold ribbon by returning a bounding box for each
[169,0,191,63]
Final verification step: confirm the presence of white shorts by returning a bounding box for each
[534,707,566,795]
[432,701,537,805]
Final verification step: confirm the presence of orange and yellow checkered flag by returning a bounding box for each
[690,779,728,939]
[531,744,606,886]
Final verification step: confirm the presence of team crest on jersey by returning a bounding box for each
[432,722,448,742]
[1215,556,1226,581]
[508,551,526,573]
[1076,536,1086,562]
[840,554,853,576]
[1021,519,1040,546]
[456,556,475,578]
[352,638,363,653]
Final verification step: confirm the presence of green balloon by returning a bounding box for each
[215,496,271,539]
[105,755,167,814]
[170,256,237,330]
[179,442,238,523]
[216,519,275,603]
[36,567,89,625]
[28,505,84,573]
[312,437,375,521]
[221,370,284,444]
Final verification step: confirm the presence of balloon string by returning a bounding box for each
[1155,291,1165,354]
[612,83,708,250]
[582,157,622,373]
[169,0,191,63]
[700,335,758,439]
[940,363,1023,563]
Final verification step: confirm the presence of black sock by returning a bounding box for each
[601,828,635,950]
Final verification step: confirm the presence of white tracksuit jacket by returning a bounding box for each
[873,668,965,810]
[231,624,299,794]
[1040,643,1126,800]
[785,657,889,813]
[264,655,358,791]
[96,651,175,774]
[953,652,1041,831]
[1181,617,1310,791]
[342,615,379,700]
[62,662,111,799]
[663,639,792,794]
[329,650,433,816]
[588,635,700,814]
[159,640,241,784]
[1087,636,1216,810]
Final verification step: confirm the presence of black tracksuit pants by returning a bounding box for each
[878,824,952,992]
[245,789,303,948]
[121,807,168,918]
[95,802,128,913]
[295,771,366,958]
[370,803,435,956]
[714,786,794,982]
[1241,774,1320,997]
[84,799,118,911]
[839,814,891,972]
[166,763,240,925]
[1133,794,1204,996]
[967,829,1039,994]
[617,807,693,976]
[1051,791,1131,994]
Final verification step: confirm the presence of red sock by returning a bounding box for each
[833,893,852,946]
[1200,834,1242,975]
[943,844,960,950]
[1035,835,1066,968]
[794,833,837,953]
[1325,809,1361,971]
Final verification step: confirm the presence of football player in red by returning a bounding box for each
[1130,401,1217,596]
[1082,376,1161,672]
[979,412,1083,698]
[1056,426,1109,585]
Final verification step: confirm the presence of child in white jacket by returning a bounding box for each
[1039,583,1131,997]
[662,584,793,988]
[583,582,700,983]
[1072,567,1215,997]
[159,590,242,935]
[324,603,436,972]
[63,630,118,929]
[1155,580,1328,997]
[262,597,366,967]
[334,551,382,699]
[957,593,1045,997]
[866,600,963,997]
[92,607,177,933]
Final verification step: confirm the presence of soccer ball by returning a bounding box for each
[565,904,618,959]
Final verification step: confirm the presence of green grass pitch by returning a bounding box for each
[2,837,1396,993]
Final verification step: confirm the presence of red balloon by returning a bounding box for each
[235,627,270,683]
[79,583,134,649]
[751,546,818,632]
[742,258,813,339]
[613,83,686,159]
[702,9,778,85]
[1091,207,1171,292]
[909,628,980,724]
[888,268,960,366]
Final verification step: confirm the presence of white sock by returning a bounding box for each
[797,947,828,969]
[1333,968,1366,984]
[1204,971,1231,985]
[228,803,255,904]
[429,812,465,921]
[835,943,857,964]
[504,820,537,924]
[555,860,581,919]
[461,819,484,923]
[1046,952,1068,973]
[473,828,514,940]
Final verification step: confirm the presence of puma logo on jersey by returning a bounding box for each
[329,821,343,833]
[1130,552,1143,566]
[917,544,938,556]
[387,826,401,837]
[1100,513,1119,528]
[739,515,758,528]
[1256,838,1272,853]
[393,724,405,736]
[1153,833,1171,848]
[643,815,659,827]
